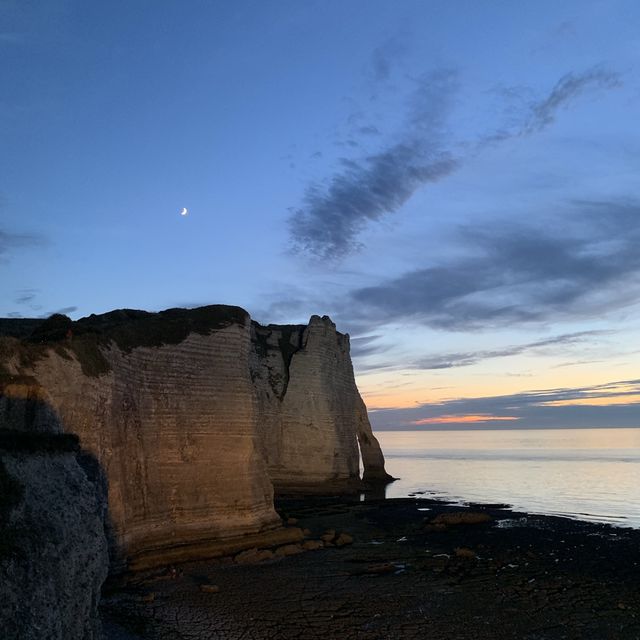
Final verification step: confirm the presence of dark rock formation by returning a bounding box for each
[0,431,108,640]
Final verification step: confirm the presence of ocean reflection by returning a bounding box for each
[375,428,640,528]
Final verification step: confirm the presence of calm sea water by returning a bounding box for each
[376,428,640,528]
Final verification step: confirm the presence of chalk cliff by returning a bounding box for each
[251,315,389,491]
[0,305,390,573]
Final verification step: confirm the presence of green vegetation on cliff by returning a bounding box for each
[2,305,249,378]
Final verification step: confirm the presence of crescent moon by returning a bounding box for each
[180,207,188,216]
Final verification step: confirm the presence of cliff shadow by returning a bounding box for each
[0,398,119,640]
[0,395,119,576]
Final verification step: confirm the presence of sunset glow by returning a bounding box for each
[412,415,520,425]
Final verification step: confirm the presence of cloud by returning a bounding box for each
[413,330,611,370]
[478,68,622,148]
[14,288,38,305]
[357,125,381,136]
[523,68,621,134]
[349,200,640,330]
[289,65,621,260]
[0,229,45,261]
[39,306,78,318]
[370,378,640,429]
[289,70,459,259]
[370,36,409,82]
[350,334,387,358]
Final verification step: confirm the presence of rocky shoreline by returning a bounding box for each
[101,496,640,639]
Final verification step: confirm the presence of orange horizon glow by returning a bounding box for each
[541,394,640,407]
[411,414,520,425]
[359,371,640,412]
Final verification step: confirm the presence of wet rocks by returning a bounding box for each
[454,547,477,559]
[199,584,220,594]
[321,530,337,544]
[335,533,354,547]
[430,512,492,526]
[233,548,275,564]
[102,497,640,640]
[274,544,304,557]
[302,540,324,551]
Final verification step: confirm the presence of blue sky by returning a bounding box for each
[1,1,639,428]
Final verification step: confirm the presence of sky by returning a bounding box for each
[1,0,639,430]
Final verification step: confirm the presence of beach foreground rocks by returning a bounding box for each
[101,497,640,640]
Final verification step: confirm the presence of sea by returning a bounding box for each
[375,428,640,528]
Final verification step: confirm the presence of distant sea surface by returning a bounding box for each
[376,428,640,528]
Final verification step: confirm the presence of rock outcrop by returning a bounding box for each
[0,305,390,574]
[0,431,108,640]
[251,315,389,491]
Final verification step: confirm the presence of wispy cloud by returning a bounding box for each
[349,200,640,331]
[370,35,410,83]
[371,379,640,429]
[350,334,388,358]
[39,306,78,318]
[357,125,381,136]
[289,70,459,259]
[14,288,38,305]
[523,68,621,134]
[0,229,45,262]
[414,330,610,370]
[289,63,622,260]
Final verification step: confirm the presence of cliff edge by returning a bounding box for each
[251,314,390,491]
[0,305,391,573]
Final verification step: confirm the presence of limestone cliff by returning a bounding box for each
[251,315,390,491]
[0,305,390,573]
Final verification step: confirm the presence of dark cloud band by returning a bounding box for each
[349,201,640,331]
[370,379,640,430]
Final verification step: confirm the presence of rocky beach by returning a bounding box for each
[102,496,640,640]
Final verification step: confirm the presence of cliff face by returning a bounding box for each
[0,433,108,640]
[251,315,389,491]
[0,305,390,572]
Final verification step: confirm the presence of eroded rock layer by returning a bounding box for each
[0,305,390,572]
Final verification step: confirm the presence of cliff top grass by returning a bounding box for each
[31,305,248,350]
[1,305,249,378]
